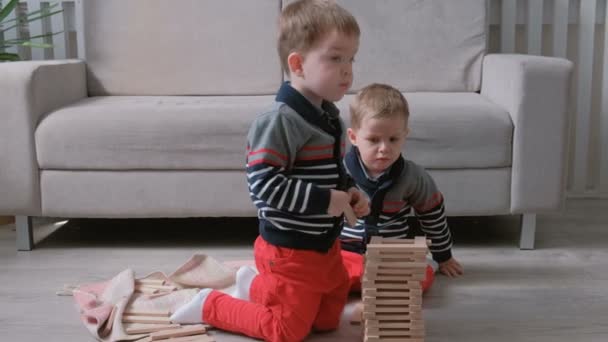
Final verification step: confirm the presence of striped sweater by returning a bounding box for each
[246,82,351,252]
[339,147,454,262]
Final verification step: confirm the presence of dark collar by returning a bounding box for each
[275,82,341,136]
[345,146,404,192]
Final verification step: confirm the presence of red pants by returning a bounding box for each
[202,236,350,342]
[340,249,435,293]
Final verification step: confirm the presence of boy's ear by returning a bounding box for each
[405,126,410,137]
[287,52,304,77]
[347,128,357,146]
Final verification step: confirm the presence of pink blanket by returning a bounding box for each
[68,255,252,342]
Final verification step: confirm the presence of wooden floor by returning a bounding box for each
[1,199,607,342]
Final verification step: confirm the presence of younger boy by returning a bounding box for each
[171,1,368,341]
[340,83,464,293]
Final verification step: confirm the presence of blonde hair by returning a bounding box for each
[278,0,360,75]
[350,83,409,130]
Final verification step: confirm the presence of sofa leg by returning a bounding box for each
[16,216,34,251]
[519,214,536,250]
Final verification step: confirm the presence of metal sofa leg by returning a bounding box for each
[519,213,536,250]
[16,216,34,251]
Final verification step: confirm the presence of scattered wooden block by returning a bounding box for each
[124,309,171,317]
[135,337,152,342]
[142,284,178,291]
[136,279,166,286]
[125,323,180,334]
[135,285,160,295]
[150,325,207,340]
[122,315,172,324]
[99,306,117,337]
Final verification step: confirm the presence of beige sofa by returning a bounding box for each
[0,0,572,250]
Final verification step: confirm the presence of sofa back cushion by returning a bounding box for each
[82,0,281,96]
[338,0,487,92]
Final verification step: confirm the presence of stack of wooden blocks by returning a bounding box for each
[362,236,428,342]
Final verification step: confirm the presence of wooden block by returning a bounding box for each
[369,236,383,244]
[344,205,358,227]
[365,327,424,336]
[141,284,177,291]
[365,326,424,335]
[124,310,171,317]
[363,273,425,282]
[366,320,425,329]
[363,305,417,313]
[363,274,424,282]
[136,279,166,286]
[150,325,207,340]
[362,281,422,290]
[125,323,180,334]
[367,242,424,250]
[363,288,422,298]
[135,285,160,294]
[366,261,428,268]
[350,302,363,325]
[371,237,418,245]
[100,306,117,337]
[363,296,422,306]
[365,338,424,342]
[135,337,153,342]
[414,236,429,247]
[366,268,426,276]
[122,315,172,324]
[365,253,426,261]
[363,312,423,321]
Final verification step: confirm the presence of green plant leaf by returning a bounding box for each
[1,9,63,34]
[20,41,53,48]
[4,30,63,43]
[1,3,60,24]
[0,0,19,23]
[0,52,20,61]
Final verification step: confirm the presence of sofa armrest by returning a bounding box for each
[0,60,87,215]
[481,54,572,213]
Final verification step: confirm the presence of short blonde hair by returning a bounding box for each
[278,0,360,75]
[350,83,409,130]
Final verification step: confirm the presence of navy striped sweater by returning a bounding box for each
[339,147,454,263]
[246,82,351,252]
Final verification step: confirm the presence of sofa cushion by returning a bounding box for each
[337,93,513,169]
[36,93,511,171]
[82,0,281,96]
[322,0,487,92]
[35,96,272,170]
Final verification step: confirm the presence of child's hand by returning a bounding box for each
[348,187,370,217]
[438,257,463,278]
[328,190,351,217]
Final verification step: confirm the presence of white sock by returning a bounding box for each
[229,265,257,301]
[170,288,212,324]
[427,257,439,272]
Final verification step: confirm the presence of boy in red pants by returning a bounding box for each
[171,1,368,341]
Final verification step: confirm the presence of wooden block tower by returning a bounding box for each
[362,236,428,342]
